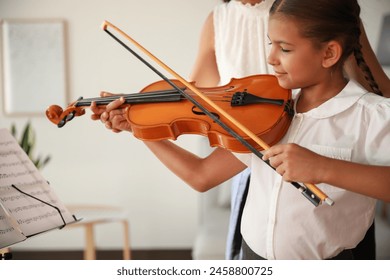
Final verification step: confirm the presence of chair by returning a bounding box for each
[66,204,131,260]
[0,247,12,260]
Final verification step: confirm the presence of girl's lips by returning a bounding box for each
[274,71,286,78]
[274,70,286,75]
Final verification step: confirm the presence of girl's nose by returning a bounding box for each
[267,44,280,66]
[267,50,277,66]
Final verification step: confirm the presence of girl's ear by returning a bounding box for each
[322,41,342,68]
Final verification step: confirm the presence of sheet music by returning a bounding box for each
[0,128,76,248]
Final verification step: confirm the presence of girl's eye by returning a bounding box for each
[281,47,291,53]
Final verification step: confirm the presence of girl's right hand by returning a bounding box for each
[90,91,132,133]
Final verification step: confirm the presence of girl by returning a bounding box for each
[92,0,390,259]
[245,0,390,259]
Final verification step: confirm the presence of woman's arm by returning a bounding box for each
[189,12,220,86]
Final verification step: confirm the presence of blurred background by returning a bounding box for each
[0,0,389,260]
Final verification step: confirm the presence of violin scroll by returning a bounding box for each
[46,102,86,128]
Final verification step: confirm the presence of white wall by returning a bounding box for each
[0,0,389,251]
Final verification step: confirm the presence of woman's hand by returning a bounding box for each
[90,91,132,133]
[263,143,328,184]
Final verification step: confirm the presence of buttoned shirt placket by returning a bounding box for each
[265,112,305,259]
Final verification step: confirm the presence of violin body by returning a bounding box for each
[46,74,293,153]
[129,75,293,153]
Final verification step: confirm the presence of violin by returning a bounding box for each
[46,74,293,153]
[46,20,334,207]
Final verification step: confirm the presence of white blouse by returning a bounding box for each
[213,0,274,85]
[236,80,390,259]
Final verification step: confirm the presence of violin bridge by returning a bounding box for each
[231,91,284,107]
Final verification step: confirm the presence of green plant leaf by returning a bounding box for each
[11,122,51,170]
[20,122,32,155]
[11,124,17,137]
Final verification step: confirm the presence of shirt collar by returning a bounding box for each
[294,80,368,119]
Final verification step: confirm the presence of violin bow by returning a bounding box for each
[101,20,334,207]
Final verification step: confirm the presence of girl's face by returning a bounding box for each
[267,16,328,90]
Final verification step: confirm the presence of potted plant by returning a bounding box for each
[11,122,51,169]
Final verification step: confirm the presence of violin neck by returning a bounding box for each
[75,89,182,107]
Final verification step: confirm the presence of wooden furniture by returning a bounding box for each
[0,247,11,260]
[66,205,131,260]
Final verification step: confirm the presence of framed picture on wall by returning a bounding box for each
[1,19,67,115]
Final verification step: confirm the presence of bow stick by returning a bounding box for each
[101,20,334,207]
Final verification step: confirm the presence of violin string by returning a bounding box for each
[76,89,231,106]
[76,89,180,103]
[76,92,178,106]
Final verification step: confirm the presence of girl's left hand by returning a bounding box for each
[262,143,327,184]
[91,92,132,133]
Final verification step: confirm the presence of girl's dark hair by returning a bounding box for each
[270,0,382,96]
[223,0,231,2]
